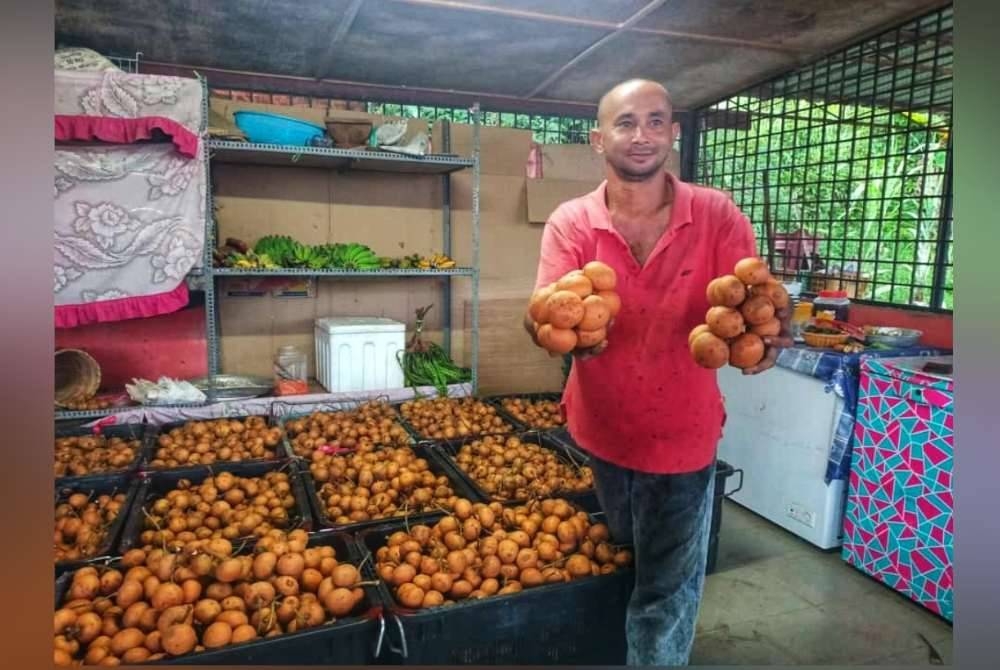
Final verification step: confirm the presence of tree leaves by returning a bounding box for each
[700,98,951,307]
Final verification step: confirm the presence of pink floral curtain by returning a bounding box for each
[54,69,207,328]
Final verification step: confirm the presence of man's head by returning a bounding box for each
[591,79,679,182]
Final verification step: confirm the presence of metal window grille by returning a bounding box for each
[366,102,595,145]
[695,6,953,311]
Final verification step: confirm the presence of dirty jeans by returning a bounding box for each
[590,455,716,667]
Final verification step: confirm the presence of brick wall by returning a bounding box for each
[210,89,368,113]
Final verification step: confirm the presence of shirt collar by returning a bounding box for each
[588,171,693,231]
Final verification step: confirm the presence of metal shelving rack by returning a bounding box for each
[203,105,483,393]
[55,81,482,422]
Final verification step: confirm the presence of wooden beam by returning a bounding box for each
[139,61,611,117]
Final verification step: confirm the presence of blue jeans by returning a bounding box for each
[590,455,717,666]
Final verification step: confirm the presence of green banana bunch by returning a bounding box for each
[308,244,335,270]
[225,251,279,269]
[398,253,423,269]
[288,241,316,268]
[326,243,350,268]
[246,236,395,271]
[253,235,296,266]
[307,248,331,270]
[340,242,380,270]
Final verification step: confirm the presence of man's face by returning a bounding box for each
[591,83,679,182]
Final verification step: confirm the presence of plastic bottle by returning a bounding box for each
[791,302,814,342]
[812,290,851,322]
[274,345,309,396]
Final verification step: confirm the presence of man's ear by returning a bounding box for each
[590,127,604,155]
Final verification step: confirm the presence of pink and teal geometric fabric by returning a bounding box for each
[842,357,954,622]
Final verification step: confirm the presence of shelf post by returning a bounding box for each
[471,103,481,395]
[441,118,453,358]
[199,77,222,384]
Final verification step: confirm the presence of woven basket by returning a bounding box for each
[325,120,372,148]
[55,349,101,406]
[802,332,849,349]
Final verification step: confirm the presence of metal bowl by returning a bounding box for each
[864,327,923,347]
[188,375,274,401]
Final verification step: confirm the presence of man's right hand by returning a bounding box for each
[573,339,609,360]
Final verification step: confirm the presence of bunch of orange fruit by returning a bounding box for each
[528,261,621,355]
[689,257,789,370]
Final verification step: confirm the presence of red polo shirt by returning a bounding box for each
[534,172,757,474]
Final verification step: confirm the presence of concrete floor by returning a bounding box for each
[692,501,954,666]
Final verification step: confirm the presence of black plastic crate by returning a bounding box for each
[301,443,484,534]
[706,534,720,578]
[547,425,577,450]
[428,430,599,512]
[118,460,314,554]
[542,427,603,473]
[482,392,566,433]
[54,420,153,488]
[54,530,382,665]
[391,398,516,443]
[356,519,633,665]
[54,473,142,576]
[512,428,741,575]
[144,414,289,471]
[707,460,743,576]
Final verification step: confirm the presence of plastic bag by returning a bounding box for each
[125,377,207,405]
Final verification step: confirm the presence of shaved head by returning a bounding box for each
[590,78,679,182]
[597,79,673,126]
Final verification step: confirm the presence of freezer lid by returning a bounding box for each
[861,355,954,392]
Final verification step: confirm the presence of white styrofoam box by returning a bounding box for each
[314,316,406,394]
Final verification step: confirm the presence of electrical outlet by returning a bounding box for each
[786,502,817,528]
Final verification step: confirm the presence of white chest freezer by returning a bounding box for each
[717,365,847,549]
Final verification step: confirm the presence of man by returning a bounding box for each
[524,79,791,666]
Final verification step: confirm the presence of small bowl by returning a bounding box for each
[803,332,850,348]
[325,120,373,149]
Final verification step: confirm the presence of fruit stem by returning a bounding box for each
[356,552,373,574]
[139,506,171,554]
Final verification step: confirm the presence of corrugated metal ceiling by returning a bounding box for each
[54,0,952,114]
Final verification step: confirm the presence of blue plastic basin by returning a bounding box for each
[233,111,326,146]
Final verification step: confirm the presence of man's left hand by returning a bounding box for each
[741,305,794,375]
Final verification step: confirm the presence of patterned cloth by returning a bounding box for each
[54,69,206,327]
[55,69,203,139]
[775,344,950,482]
